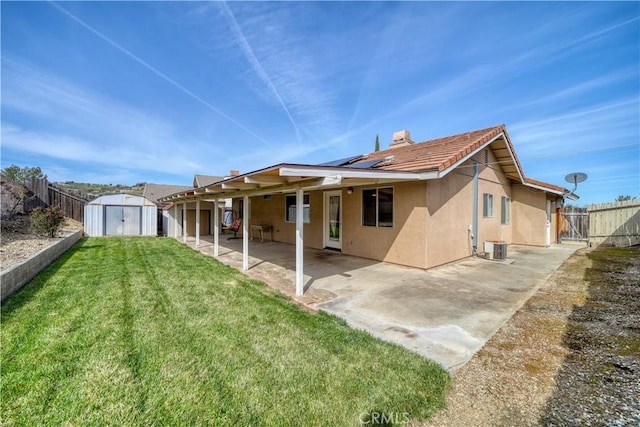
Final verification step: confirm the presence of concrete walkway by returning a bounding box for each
[182,235,580,371]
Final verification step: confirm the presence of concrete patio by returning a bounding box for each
[180,234,579,371]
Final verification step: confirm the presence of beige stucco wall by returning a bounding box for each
[511,187,548,246]
[425,151,513,268]
[247,182,429,268]
[218,149,554,269]
[342,181,428,269]
[179,201,215,236]
[185,210,210,236]
[248,192,324,249]
[476,150,513,245]
[425,168,474,268]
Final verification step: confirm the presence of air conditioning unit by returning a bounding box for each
[484,241,508,260]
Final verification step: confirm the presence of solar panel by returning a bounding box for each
[317,155,362,167]
[349,159,384,169]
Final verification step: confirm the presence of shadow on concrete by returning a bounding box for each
[181,236,579,370]
[182,234,380,305]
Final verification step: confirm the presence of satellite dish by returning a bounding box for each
[565,172,587,185]
[564,172,587,195]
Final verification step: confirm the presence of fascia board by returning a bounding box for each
[279,167,421,180]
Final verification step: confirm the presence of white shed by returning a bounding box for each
[84,194,157,237]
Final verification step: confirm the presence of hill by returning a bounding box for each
[55,181,146,198]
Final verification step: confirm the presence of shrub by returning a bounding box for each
[30,206,65,237]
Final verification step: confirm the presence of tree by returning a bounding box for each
[1,165,46,184]
[1,165,47,217]
[615,195,633,202]
[374,134,380,152]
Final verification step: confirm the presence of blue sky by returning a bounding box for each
[1,1,638,205]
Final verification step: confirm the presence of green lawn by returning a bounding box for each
[1,237,449,426]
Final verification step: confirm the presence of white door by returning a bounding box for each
[545,200,551,247]
[324,191,342,250]
[122,206,141,235]
[105,206,141,236]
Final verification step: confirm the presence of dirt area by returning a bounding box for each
[0,215,82,271]
[425,246,640,426]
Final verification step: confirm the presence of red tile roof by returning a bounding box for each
[159,125,570,202]
[524,177,566,194]
[351,125,506,172]
[348,124,567,195]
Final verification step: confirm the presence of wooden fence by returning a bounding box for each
[23,178,92,223]
[559,206,589,242]
[23,177,49,210]
[588,199,640,247]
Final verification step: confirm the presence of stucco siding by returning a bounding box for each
[249,193,324,249]
[177,201,216,236]
[425,151,513,268]
[476,150,513,245]
[512,187,547,246]
[343,181,428,269]
[225,149,554,269]
[185,210,211,236]
[243,183,429,269]
[426,169,473,268]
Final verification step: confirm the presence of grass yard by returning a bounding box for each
[1,237,449,426]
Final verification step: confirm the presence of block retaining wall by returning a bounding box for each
[1,230,83,302]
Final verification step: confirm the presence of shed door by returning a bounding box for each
[105,206,142,236]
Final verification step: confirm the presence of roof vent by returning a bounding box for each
[389,130,413,148]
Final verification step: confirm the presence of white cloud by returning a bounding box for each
[1,123,204,176]
[1,58,218,176]
[202,2,339,151]
[510,97,638,157]
[515,67,639,109]
[384,9,640,121]
[47,1,274,149]
[217,1,302,144]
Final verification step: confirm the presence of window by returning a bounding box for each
[501,196,511,224]
[483,193,493,218]
[285,194,310,223]
[362,187,393,227]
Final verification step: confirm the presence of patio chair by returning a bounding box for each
[223,218,242,240]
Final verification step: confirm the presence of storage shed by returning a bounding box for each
[84,194,157,237]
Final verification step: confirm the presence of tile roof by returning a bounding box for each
[523,177,566,194]
[143,183,193,204]
[160,125,570,202]
[346,124,568,195]
[350,125,507,173]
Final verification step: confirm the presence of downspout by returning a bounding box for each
[472,161,479,254]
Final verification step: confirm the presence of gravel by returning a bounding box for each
[424,246,640,427]
[1,215,82,271]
